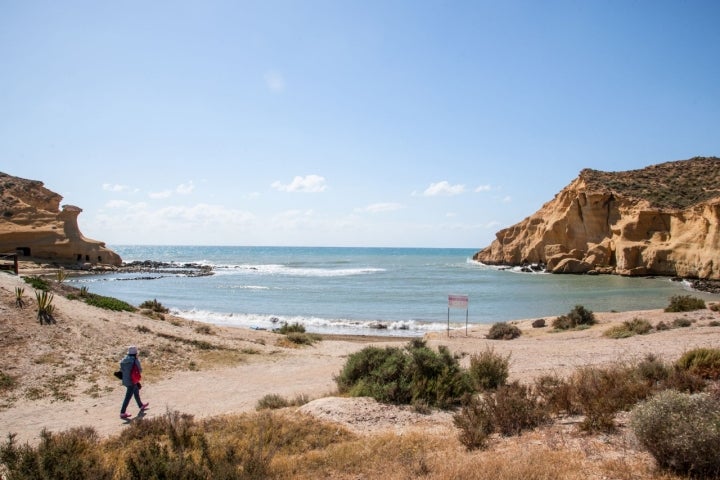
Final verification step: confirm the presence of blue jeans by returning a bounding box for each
[121,384,142,413]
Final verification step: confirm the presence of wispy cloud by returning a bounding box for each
[474,184,492,192]
[102,183,135,193]
[176,181,195,195]
[355,202,404,213]
[272,175,327,193]
[264,71,286,92]
[421,181,465,196]
[501,195,512,203]
[149,190,173,199]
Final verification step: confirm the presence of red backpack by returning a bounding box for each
[131,361,142,384]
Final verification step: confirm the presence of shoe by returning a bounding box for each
[120,413,131,419]
[140,402,149,411]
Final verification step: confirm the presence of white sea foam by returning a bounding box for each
[172,308,451,337]
[212,263,385,277]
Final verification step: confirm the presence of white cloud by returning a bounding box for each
[264,71,286,92]
[176,181,195,195]
[422,181,465,196]
[474,184,492,192]
[105,200,132,208]
[149,190,173,199]
[355,202,404,213]
[272,174,327,193]
[445,212,458,218]
[102,183,134,193]
[501,195,512,203]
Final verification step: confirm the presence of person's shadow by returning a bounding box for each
[121,410,148,424]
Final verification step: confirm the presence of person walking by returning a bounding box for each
[119,345,149,419]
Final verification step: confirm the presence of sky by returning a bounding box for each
[1,1,719,248]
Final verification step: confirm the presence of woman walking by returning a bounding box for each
[119,345,149,419]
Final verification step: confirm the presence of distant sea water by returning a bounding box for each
[67,246,718,337]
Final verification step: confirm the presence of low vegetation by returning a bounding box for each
[275,322,321,346]
[83,293,136,312]
[35,290,55,325]
[486,322,521,340]
[664,294,706,312]
[552,305,596,330]
[603,317,653,338]
[5,347,718,479]
[335,339,472,408]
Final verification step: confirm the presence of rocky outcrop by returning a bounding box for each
[0,172,122,266]
[474,157,720,279]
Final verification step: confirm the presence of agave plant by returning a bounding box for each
[14,287,25,309]
[55,267,67,284]
[35,290,56,325]
[79,286,89,297]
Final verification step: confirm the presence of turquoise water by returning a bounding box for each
[67,245,718,336]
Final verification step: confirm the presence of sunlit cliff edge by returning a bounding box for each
[0,172,121,266]
[474,156,720,279]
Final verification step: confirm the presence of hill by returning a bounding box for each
[475,156,720,279]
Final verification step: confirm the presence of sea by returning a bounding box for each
[66,245,718,337]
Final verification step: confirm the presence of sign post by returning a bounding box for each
[447,294,469,337]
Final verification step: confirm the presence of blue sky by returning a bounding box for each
[1,1,719,248]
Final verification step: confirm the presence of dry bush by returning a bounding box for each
[486,322,521,340]
[631,390,720,477]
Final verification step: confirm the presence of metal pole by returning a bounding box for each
[466,308,468,336]
[447,307,450,337]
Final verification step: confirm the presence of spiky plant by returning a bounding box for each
[79,286,89,297]
[55,267,67,284]
[35,290,56,325]
[14,287,25,309]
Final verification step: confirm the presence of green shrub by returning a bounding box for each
[486,322,521,340]
[139,299,169,313]
[256,393,290,410]
[631,390,720,477]
[284,332,321,346]
[634,354,670,384]
[603,318,653,338]
[468,347,510,391]
[278,322,305,334]
[23,275,49,291]
[552,305,596,330]
[672,317,692,328]
[335,339,472,408]
[676,348,720,380]
[665,295,706,312]
[655,320,670,331]
[84,294,136,312]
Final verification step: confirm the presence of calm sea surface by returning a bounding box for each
[67,246,718,336]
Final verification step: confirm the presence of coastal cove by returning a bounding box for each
[67,246,719,336]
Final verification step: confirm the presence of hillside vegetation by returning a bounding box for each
[581,156,720,209]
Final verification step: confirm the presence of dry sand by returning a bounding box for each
[1,268,719,446]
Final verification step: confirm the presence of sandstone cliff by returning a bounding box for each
[474,157,720,279]
[0,172,122,266]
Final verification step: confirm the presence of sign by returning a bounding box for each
[448,294,468,309]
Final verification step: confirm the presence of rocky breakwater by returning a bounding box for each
[474,156,720,280]
[0,172,122,266]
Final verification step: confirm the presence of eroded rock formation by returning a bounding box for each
[474,157,720,279]
[0,172,122,266]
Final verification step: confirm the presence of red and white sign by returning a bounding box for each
[448,294,468,309]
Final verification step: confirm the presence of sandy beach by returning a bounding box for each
[1,267,719,447]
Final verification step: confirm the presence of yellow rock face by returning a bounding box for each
[0,172,122,266]
[474,158,720,279]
